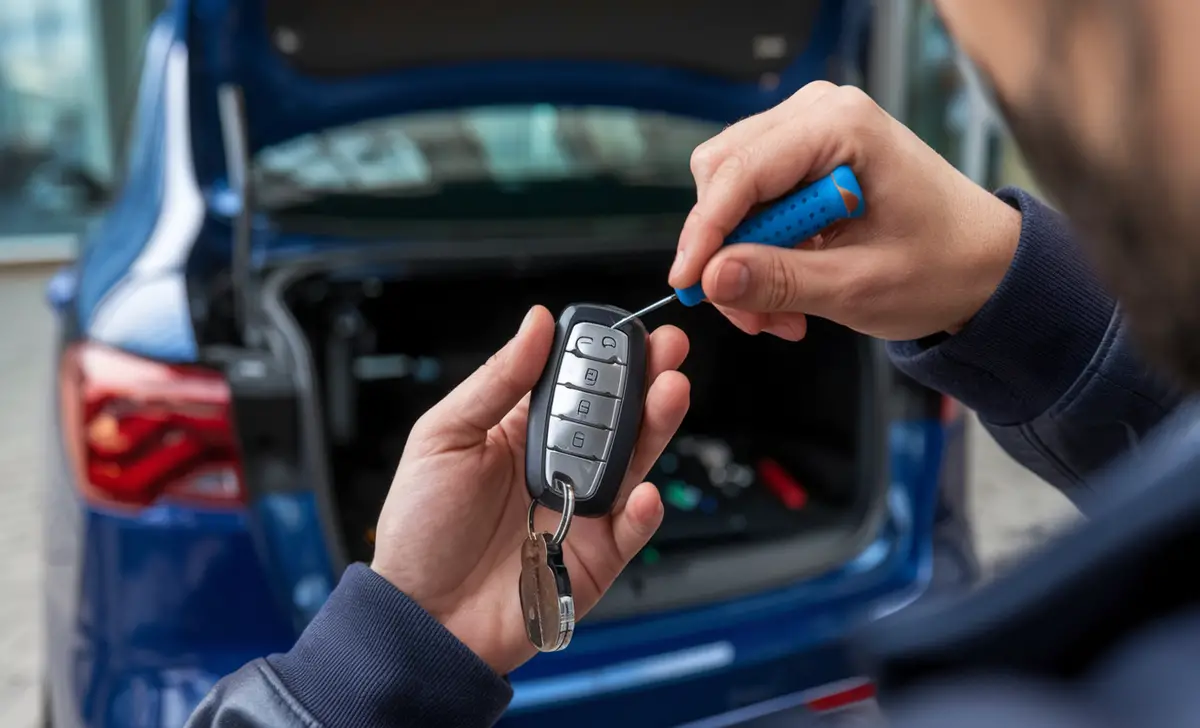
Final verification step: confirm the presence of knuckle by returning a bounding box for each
[690,141,724,182]
[791,79,837,102]
[712,145,751,186]
[483,349,512,386]
[408,410,440,445]
[484,346,522,394]
[692,137,754,189]
[832,85,881,123]
[484,348,506,372]
[765,252,802,310]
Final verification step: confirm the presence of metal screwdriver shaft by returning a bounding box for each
[612,294,678,328]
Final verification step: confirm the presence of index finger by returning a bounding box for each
[668,85,862,291]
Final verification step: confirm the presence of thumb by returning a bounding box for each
[415,305,555,445]
[701,243,856,315]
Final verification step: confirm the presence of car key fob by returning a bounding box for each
[526,304,649,518]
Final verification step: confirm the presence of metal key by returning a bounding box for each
[521,477,576,652]
[525,304,650,517]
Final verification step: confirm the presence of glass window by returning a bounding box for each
[0,0,112,241]
[253,105,719,219]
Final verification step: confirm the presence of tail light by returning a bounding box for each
[940,395,963,424]
[60,343,246,509]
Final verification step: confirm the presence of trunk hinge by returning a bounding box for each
[218,84,267,348]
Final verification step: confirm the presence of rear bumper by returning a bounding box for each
[504,644,870,728]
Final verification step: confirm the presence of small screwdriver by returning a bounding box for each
[612,165,866,328]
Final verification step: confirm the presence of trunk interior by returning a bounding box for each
[270,248,888,619]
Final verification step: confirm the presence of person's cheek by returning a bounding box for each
[1153,1,1200,195]
[933,0,1046,108]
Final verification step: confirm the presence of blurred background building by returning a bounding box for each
[0,0,163,260]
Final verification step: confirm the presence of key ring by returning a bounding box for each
[527,477,576,547]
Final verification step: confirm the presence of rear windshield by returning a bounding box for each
[252,105,720,219]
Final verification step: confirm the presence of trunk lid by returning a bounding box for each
[189,0,864,157]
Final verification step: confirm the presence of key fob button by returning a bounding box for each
[545,451,606,500]
[556,353,625,397]
[550,385,619,430]
[548,417,612,461]
[567,323,628,364]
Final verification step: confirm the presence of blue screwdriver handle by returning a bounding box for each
[675,164,866,306]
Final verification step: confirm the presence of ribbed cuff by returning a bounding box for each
[268,564,513,728]
[888,188,1116,426]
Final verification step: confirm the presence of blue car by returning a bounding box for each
[42,1,977,726]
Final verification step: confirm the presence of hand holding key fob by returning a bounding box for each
[525,304,649,518]
[521,304,648,652]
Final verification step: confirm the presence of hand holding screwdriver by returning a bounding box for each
[615,165,866,328]
[666,81,1023,343]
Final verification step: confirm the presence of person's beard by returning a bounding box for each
[993,90,1200,391]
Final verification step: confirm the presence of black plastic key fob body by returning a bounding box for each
[526,304,649,518]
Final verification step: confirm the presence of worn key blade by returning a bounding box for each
[544,538,575,651]
[519,533,575,652]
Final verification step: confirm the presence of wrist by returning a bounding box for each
[945,192,1023,335]
[371,562,529,676]
[441,609,533,677]
[269,564,514,726]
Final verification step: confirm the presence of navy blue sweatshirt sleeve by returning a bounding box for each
[185,564,513,728]
[888,188,1183,499]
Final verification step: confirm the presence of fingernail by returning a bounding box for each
[713,260,750,300]
[668,246,689,282]
[519,306,537,334]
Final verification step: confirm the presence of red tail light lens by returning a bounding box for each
[941,395,963,424]
[60,343,246,509]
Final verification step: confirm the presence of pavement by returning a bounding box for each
[1,269,56,728]
[0,268,1080,727]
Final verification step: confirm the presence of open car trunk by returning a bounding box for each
[261,243,889,619]
[192,0,880,619]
